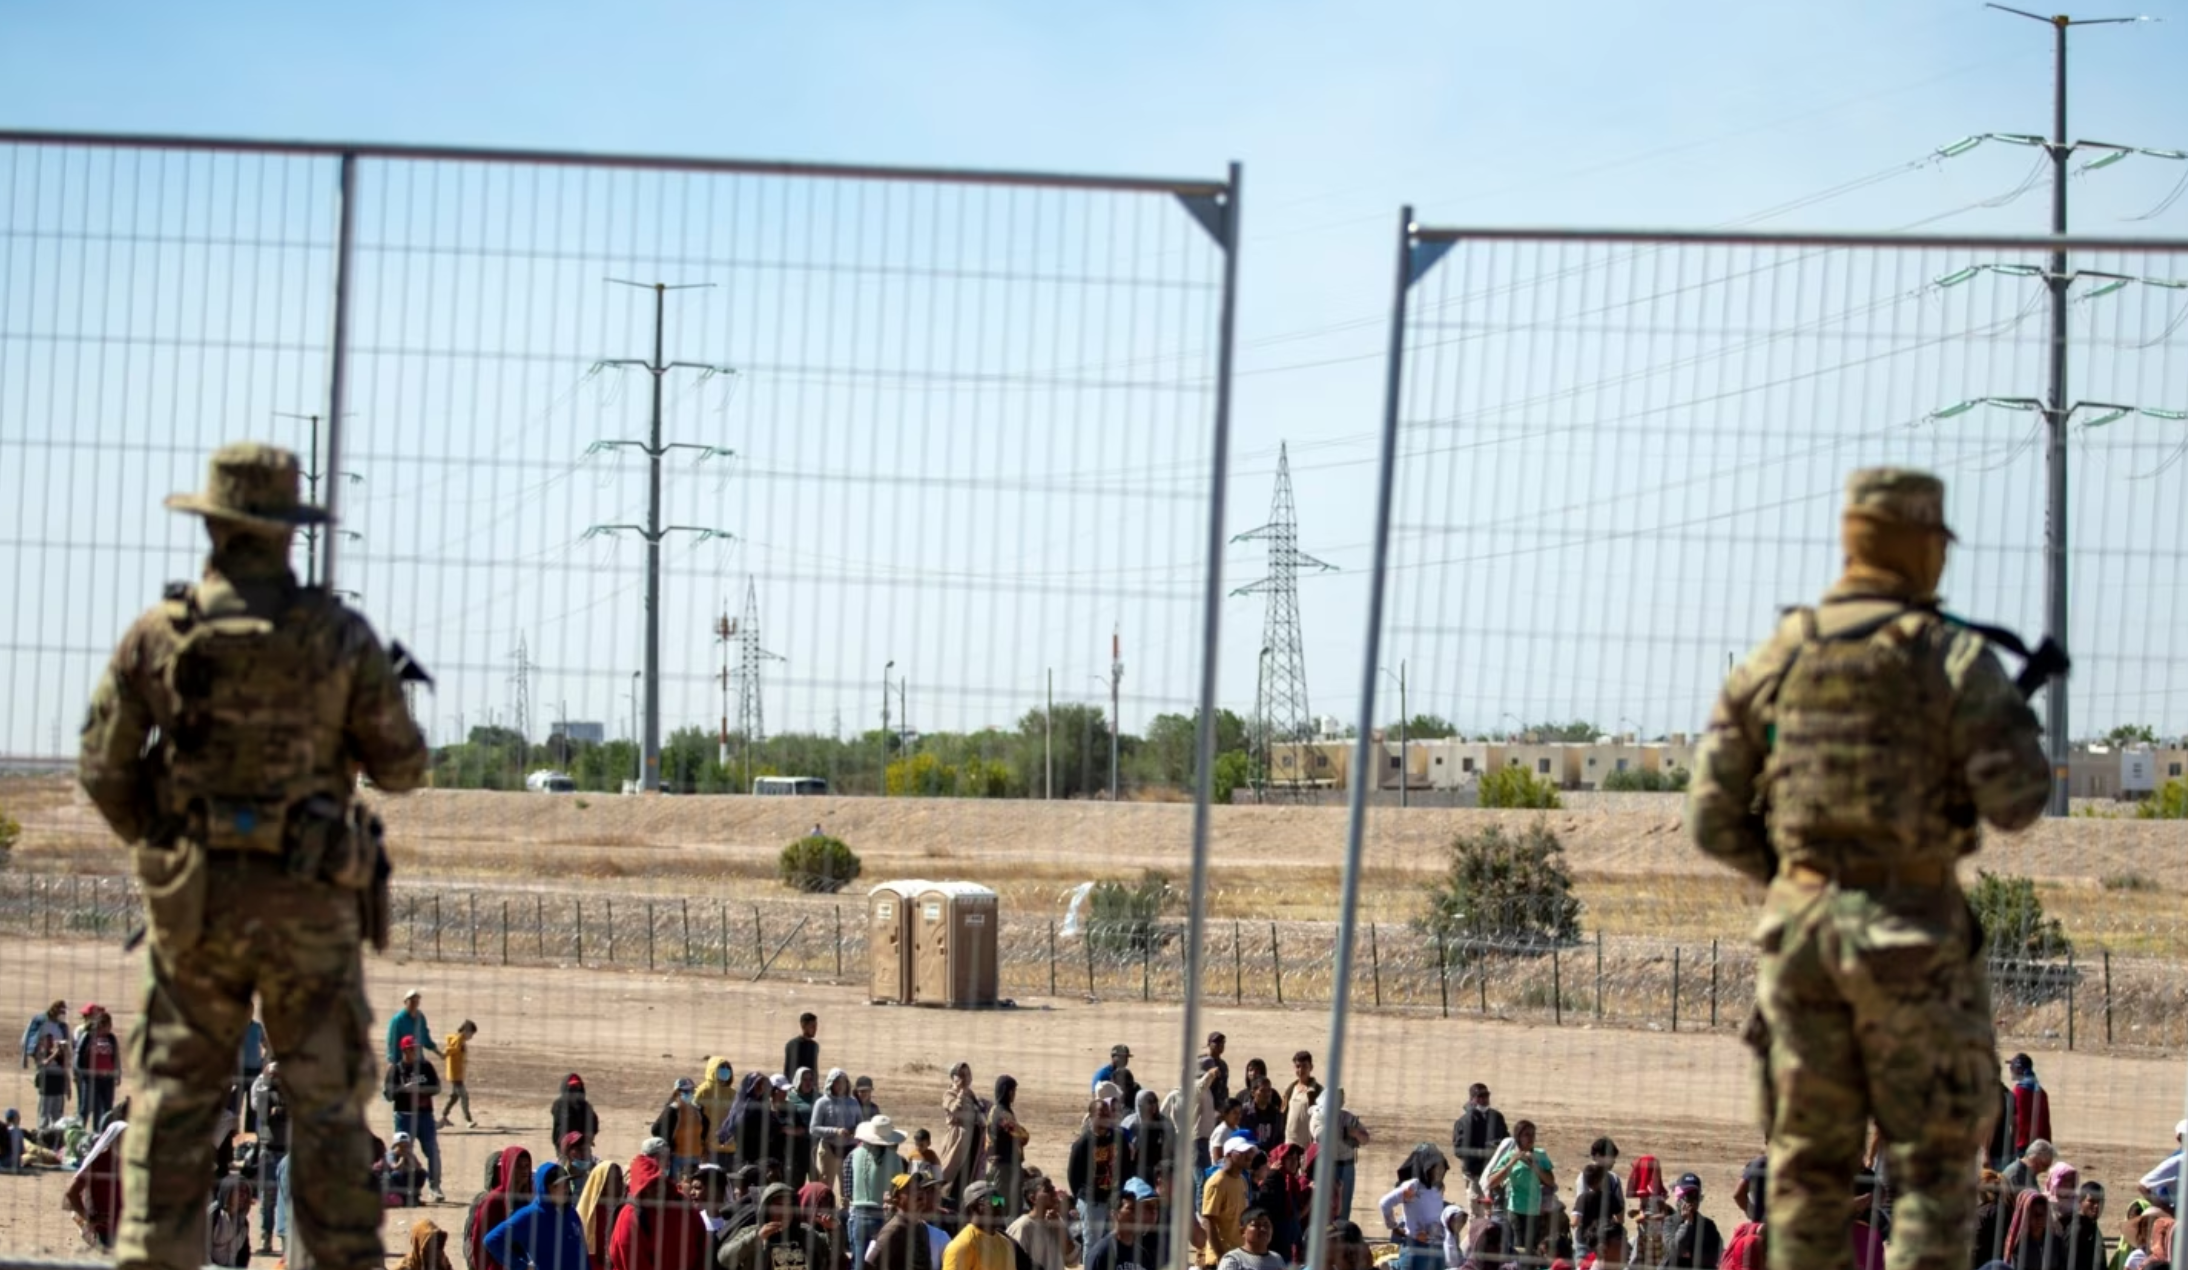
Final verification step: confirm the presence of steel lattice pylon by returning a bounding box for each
[734,577,784,763]
[1233,443,1331,796]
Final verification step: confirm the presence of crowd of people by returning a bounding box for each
[10,995,2185,1270]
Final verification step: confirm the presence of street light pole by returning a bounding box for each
[1045,668,1054,801]
[628,672,641,790]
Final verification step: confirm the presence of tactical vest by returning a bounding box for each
[1760,603,1955,869]
[155,580,355,853]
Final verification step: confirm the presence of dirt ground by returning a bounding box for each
[2,934,2180,1262]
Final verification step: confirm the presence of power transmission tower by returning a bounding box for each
[582,279,738,794]
[1931,6,2172,816]
[734,578,786,790]
[1232,443,1332,798]
[509,634,534,746]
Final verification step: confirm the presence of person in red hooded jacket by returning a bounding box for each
[611,1138,707,1270]
[466,1146,534,1270]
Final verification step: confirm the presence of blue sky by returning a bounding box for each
[4,1,2185,754]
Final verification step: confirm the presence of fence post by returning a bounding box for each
[1552,949,1562,1026]
[1086,924,1096,997]
[407,893,417,958]
[606,899,616,964]
[500,900,509,966]
[1233,920,1242,1004]
[1048,918,1057,996]
[536,895,544,960]
[433,894,442,961]
[1710,939,1719,1029]
[41,876,50,937]
[647,902,657,972]
[1595,930,1604,1020]
[2065,948,2075,1051]
[720,902,729,974]
[1142,934,1151,1003]
[1370,923,1382,1009]
[576,900,586,967]
[1478,947,1488,1015]
[469,892,478,960]
[2103,949,2113,1046]
[1271,922,1283,1006]
[753,906,764,969]
[1436,930,1449,1018]
[834,905,843,979]
[1672,948,1681,1033]
[683,898,692,967]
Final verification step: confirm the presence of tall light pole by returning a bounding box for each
[1987,3,2150,814]
[627,671,642,790]
[1381,661,1407,808]
[1109,628,1124,803]
[1045,668,1054,801]
[881,660,895,796]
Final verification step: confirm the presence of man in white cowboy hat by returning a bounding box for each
[849,1116,909,1267]
[79,442,428,1270]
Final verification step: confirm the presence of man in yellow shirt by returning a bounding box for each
[1200,1136,1257,1266]
[944,1180,1017,1270]
[438,1020,477,1128]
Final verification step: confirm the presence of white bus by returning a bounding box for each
[752,776,829,796]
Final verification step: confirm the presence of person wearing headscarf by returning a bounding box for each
[811,1069,864,1188]
[1380,1144,1453,1270]
[555,1075,602,1156]
[735,1075,792,1179]
[2005,1190,2055,1270]
[695,1059,739,1167]
[1625,1155,1671,1269]
[64,1118,125,1250]
[986,1077,1031,1215]
[1123,1088,1167,1189]
[579,1161,628,1264]
[2008,1055,2055,1156]
[1257,1143,1311,1263]
[398,1218,460,1270]
[466,1145,535,1270]
[612,1139,707,1270]
[1977,1170,2012,1267]
[2048,1163,2083,1211]
[940,1062,989,1202]
[206,1171,255,1267]
[484,1160,590,1270]
[1459,1215,1507,1270]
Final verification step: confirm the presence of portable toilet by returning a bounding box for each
[911,882,1000,1008]
[868,880,928,1004]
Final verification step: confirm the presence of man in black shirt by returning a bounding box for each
[786,1013,820,1080]
[1450,1084,1507,1205]
[718,1182,826,1270]
[870,1172,938,1270]
[381,1038,444,1202]
[1085,1177,1155,1270]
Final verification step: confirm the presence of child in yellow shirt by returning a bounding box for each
[438,1021,478,1128]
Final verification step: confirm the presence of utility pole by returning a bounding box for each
[731,578,785,792]
[628,671,641,790]
[1109,628,1123,802]
[716,611,735,769]
[508,634,533,752]
[1967,6,2154,815]
[881,659,894,797]
[1045,668,1053,801]
[274,411,361,586]
[1382,661,1407,809]
[583,279,737,796]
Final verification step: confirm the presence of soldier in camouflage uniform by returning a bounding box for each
[79,443,428,1270]
[1688,468,2051,1270]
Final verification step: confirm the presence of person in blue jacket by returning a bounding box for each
[483,1161,589,1270]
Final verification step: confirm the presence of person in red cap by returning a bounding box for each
[384,1035,446,1202]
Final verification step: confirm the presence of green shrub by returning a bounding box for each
[2100,871,2158,893]
[779,834,862,894]
[1599,767,1690,793]
[1212,751,1252,804]
[2136,778,2188,820]
[1419,821,1582,958]
[1087,872,1174,958]
[1479,766,1562,809]
[1970,870,2072,960]
[0,801,16,861]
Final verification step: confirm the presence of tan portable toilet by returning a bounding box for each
[868,880,927,1004]
[911,882,1000,1008]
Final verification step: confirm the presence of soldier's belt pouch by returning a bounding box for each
[131,839,208,955]
[204,797,288,855]
[324,804,380,891]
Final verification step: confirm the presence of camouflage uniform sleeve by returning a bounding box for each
[1687,621,1800,885]
[77,613,163,843]
[340,612,429,795]
[1943,629,2051,833]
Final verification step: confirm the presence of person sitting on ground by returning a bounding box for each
[383,1132,430,1207]
[396,1218,458,1270]
[207,1172,254,1268]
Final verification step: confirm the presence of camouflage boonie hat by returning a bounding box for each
[1841,467,1954,541]
[165,442,331,533]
